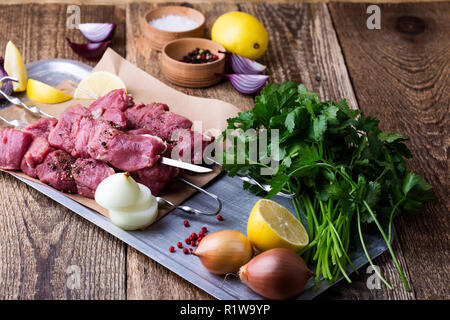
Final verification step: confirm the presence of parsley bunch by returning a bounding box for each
[222,82,435,290]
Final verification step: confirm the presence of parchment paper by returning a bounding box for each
[0,48,240,221]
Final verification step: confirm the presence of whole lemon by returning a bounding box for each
[211,12,268,60]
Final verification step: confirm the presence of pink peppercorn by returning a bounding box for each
[217,215,224,221]
[201,226,207,233]
[183,248,189,254]
[184,220,190,227]
[177,242,183,248]
[169,246,175,253]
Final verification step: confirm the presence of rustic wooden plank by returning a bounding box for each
[4,0,450,5]
[0,4,127,299]
[329,2,450,299]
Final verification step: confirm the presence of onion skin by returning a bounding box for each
[239,248,314,300]
[66,38,111,60]
[193,230,254,275]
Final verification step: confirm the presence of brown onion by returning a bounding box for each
[239,248,314,300]
[193,230,253,275]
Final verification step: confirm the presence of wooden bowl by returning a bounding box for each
[142,6,205,51]
[161,38,226,88]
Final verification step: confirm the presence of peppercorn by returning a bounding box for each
[169,246,175,253]
[180,48,219,64]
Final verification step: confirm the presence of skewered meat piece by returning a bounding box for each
[125,102,213,163]
[0,128,33,170]
[125,102,193,141]
[20,118,57,178]
[48,105,167,172]
[88,88,132,129]
[36,150,77,193]
[72,158,115,198]
[47,104,90,153]
[89,88,133,113]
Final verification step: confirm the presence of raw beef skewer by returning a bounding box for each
[47,105,167,172]
[91,89,214,164]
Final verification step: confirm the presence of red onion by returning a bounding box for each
[79,23,115,43]
[226,74,269,95]
[229,53,266,74]
[0,57,13,97]
[66,38,111,60]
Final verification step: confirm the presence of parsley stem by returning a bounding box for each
[357,207,393,290]
[363,200,410,291]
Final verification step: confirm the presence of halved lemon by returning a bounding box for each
[26,79,72,104]
[73,71,126,99]
[4,41,27,92]
[247,199,309,252]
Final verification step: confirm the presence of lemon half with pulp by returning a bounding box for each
[74,71,126,99]
[247,199,309,252]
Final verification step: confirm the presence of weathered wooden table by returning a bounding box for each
[0,2,448,300]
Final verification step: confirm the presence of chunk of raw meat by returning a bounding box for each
[72,158,114,198]
[20,137,54,178]
[131,161,180,196]
[95,130,167,171]
[36,150,77,193]
[125,102,193,141]
[0,128,33,170]
[24,118,58,138]
[89,88,134,116]
[21,118,58,177]
[99,109,127,128]
[71,117,167,171]
[48,104,90,153]
[173,130,214,164]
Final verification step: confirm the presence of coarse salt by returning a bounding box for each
[149,15,200,32]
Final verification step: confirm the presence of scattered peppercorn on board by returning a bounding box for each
[0,2,448,300]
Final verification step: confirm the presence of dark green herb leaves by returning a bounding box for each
[222,82,435,289]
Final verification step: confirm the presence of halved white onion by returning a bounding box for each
[95,172,141,209]
[109,200,158,231]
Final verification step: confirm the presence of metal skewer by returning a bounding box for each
[0,77,55,118]
[0,115,29,128]
[0,115,222,217]
[158,178,221,216]
[205,156,295,199]
[0,88,211,174]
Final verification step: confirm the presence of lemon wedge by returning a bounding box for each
[73,71,126,99]
[247,199,309,252]
[4,41,27,92]
[26,79,72,104]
